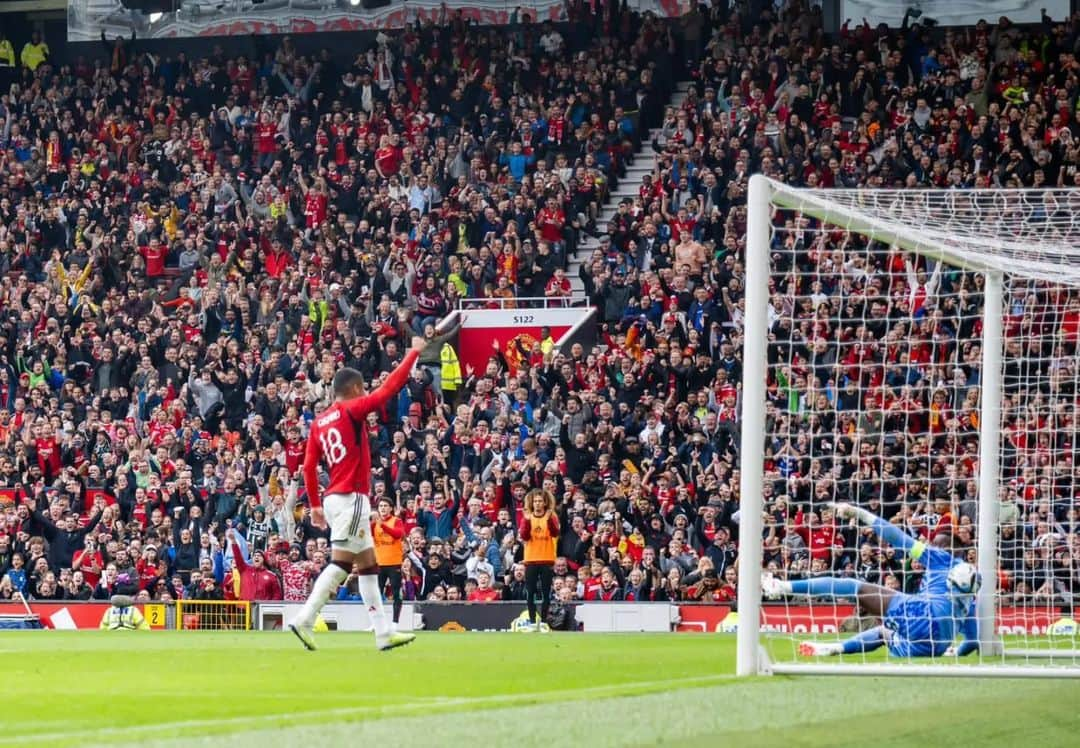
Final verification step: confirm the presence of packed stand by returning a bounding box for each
[0,2,688,610]
[0,0,1077,618]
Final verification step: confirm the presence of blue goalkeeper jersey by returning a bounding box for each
[918,543,955,595]
[886,543,976,657]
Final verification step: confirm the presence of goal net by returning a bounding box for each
[736,176,1080,677]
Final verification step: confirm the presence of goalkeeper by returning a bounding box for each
[763,503,978,658]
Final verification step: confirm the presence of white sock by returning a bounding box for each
[357,573,391,638]
[296,564,347,628]
[779,580,794,594]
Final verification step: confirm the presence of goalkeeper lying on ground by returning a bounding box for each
[763,503,979,658]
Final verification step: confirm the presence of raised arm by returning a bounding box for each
[281,478,299,542]
[229,530,249,574]
[341,338,425,420]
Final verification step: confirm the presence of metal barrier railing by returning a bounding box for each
[456,296,590,310]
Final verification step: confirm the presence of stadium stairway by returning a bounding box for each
[568,80,692,295]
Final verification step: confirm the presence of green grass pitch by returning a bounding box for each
[4,631,1079,747]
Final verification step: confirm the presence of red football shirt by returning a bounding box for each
[35,437,60,479]
[538,207,564,243]
[467,587,500,602]
[304,193,327,230]
[256,123,277,154]
[284,440,305,475]
[139,245,166,277]
[303,350,419,509]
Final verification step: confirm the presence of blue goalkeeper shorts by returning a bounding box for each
[884,593,956,658]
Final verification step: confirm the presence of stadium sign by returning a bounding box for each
[456,307,593,375]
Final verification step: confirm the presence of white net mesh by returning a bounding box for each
[748,181,1080,674]
[771,187,1080,283]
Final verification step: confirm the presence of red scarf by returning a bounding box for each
[548,117,565,145]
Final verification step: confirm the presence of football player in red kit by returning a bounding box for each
[290,334,426,651]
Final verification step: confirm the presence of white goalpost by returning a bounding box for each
[737,175,1080,678]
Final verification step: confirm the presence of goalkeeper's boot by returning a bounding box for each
[289,622,317,651]
[762,573,786,601]
[377,631,416,651]
[798,641,843,657]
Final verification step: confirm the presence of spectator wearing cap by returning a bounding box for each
[225,527,282,601]
[267,541,318,603]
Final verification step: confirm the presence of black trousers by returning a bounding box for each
[378,566,403,623]
[525,563,554,623]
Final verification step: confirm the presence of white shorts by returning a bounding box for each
[323,492,373,554]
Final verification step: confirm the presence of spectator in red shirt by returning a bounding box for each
[255,111,278,170]
[592,566,624,601]
[72,538,104,589]
[138,237,166,278]
[466,571,500,602]
[793,506,838,564]
[537,198,566,251]
[227,529,283,601]
[544,267,572,306]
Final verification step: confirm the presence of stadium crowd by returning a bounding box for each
[0,0,1077,619]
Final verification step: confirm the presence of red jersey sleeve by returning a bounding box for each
[381,517,405,540]
[303,429,323,510]
[342,349,420,422]
[518,516,532,541]
[230,538,249,573]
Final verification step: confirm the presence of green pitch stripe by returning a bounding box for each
[140,677,1080,748]
[4,674,736,746]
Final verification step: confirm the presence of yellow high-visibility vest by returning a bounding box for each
[440,343,462,391]
[20,42,48,71]
[0,40,15,67]
[99,606,150,631]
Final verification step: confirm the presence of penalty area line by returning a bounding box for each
[2,674,735,744]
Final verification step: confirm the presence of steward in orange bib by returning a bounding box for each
[518,489,559,629]
[372,497,406,625]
